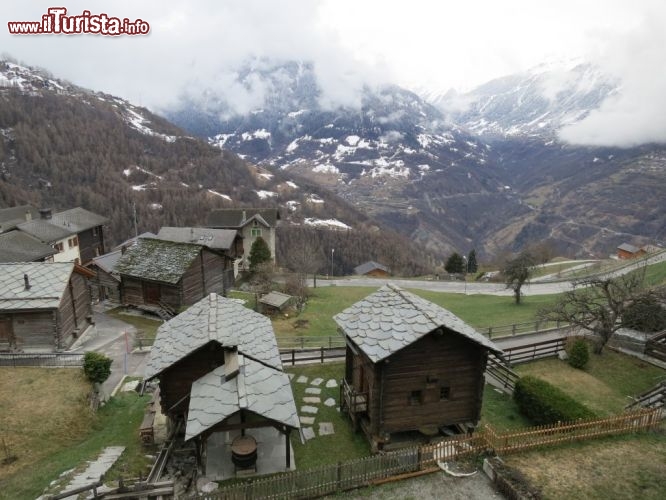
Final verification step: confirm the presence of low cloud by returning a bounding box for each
[559,8,666,147]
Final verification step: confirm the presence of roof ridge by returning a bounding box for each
[387,284,439,329]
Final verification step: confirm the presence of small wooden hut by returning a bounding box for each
[335,284,502,450]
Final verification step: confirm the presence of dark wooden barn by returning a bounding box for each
[115,230,238,312]
[334,284,502,451]
[144,293,299,476]
[90,249,122,303]
[0,262,94,351]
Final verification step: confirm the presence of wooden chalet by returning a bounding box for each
[144,293,299,476]
[617,243,646,260]
[353,261,390,278]
[258,291,293,316]
[0,262,94,351]
[115,229,239,312]
[334,284,502,450]
[90,250,122,303]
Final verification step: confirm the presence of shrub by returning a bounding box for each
[513,375,596,425]
[622,295,666,332]
[83,351,113,385]
[567,338,589,370]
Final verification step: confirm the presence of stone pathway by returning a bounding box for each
[298,378,338,441]
[39,446,126,499]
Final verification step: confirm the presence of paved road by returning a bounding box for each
[69,306,150,400]
[312,252,666,296]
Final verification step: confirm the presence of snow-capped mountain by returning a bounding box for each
[427,62,619,140]
[165,61,528,256]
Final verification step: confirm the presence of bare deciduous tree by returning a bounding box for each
[503,251,535,304]
[539,269,647,354]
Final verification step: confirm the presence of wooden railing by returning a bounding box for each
[502,337,566,365]
[183,408,661,500]
[340,378,368,414]
[645,330,666,362]
[486,353,520,391]
[279,347,345,366]
[0,352,84,367]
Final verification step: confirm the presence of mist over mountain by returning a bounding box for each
[165,59,665,258]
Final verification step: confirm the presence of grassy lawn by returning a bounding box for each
[644,259,666,287]
[529,261,590,279]
[504,430,666,500]
[0,368,150,500]
[286,362,370,468]
[408,290,558,331]
[515,349,665,415]
[480,385,531,431]
[272,287,377,341]
[269,286,559,344]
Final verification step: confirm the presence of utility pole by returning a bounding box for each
[330,248,335,278]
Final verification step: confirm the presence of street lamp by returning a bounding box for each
[462,255,468,295]
[330,248,335,278]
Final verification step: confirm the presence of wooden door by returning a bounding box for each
[143,283,161,304]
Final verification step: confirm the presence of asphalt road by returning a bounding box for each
[312,252,666,296]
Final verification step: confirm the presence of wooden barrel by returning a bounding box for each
[231,435,257,468]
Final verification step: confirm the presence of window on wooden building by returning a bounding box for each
[440,386,451,401]
[409,390,423,406]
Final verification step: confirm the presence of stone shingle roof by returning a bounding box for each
[16,207,107,243]
[91,250,122,277]
[0,262,74,310]
[185,355,299,441]
[0,205,39,233]
[155,227,237,250]
[17,219,73,242]
[207,208,279,228]
[354,261,390,276]
[145,293,282,380]
[0,231,57,262]
[114,238,202,285]
[334,284,502,363]
[50,207,109,233]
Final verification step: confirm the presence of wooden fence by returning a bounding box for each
[184,408,660,499]
[280,347,345,366]
[502,337,566,365]
[484,408,662,454]
[0,352,84,367]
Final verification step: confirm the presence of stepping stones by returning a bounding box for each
[324,397,336,407]
[302,427,316,441]
[300,416,315,425]
[305,387,321,395]
[325,379,338,388]
[303,396,321,404]
[310,377,324,386]
[318,422,334,436]
[301,405,319,415]
[296,375,309,384]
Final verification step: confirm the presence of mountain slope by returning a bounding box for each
[0,60,433,275]
[165,61,530,257]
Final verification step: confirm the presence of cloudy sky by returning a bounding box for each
[1,0,665,147]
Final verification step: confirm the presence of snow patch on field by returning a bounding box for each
[256,190,278,199]
[208,189,232,201]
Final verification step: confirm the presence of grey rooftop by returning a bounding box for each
[354,261,390,276]
[259,291,292,309]
[0,231,57,262]
[185,354,299,441]
[154,227,237,250]
[207,208,279,228]
[145,293,283,380]
[0,262,74,310]
[334,284,502,363]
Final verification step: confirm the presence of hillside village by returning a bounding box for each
[0,200,665,499]
[0,15,665,497]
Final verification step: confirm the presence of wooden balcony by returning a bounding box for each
[341,378,368,414]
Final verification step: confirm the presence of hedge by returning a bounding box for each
[514,375,596,425]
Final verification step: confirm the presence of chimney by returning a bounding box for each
[39,208,52,220]
[121,245,128,255]
[24,274,31,290]
[25,210,32,222]
[241,210,247,223]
